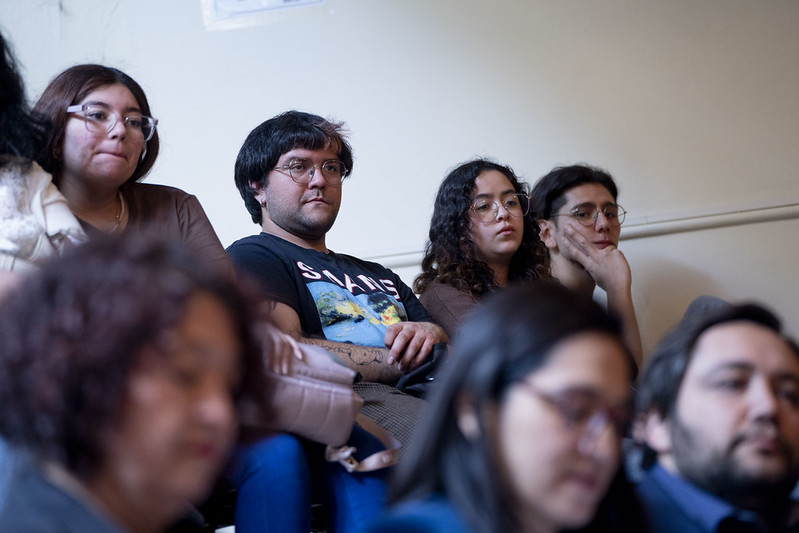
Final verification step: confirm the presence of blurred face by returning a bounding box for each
[253,148,342,245]
[540,183,620,257]
[92,292,242,524]
[61,83,146,192]
[495,332,630,532]
[468,170,525,270]
[655,322,799,502]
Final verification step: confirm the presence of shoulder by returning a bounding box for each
[364,498,473,533]
[228,233,301,258]
[124,182,193,201]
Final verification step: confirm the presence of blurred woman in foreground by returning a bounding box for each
[366,283,644,533]
[0,234,264,532]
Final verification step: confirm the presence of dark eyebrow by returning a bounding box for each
[81,101,143,115]
[472,189,517,201]
[570,201,618,210]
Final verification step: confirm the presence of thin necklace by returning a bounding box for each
[109,191,125,234]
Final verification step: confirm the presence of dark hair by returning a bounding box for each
[0,30,44,162]
[637,302,798,422]
[531,164,619,220]
[390,283,633,533]
[234,110,354,225]
[32,64,160,187]
[0,232,264,479]
[413,158,550,296]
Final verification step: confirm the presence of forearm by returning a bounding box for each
[301,337,403,384]
[606,287,643,371]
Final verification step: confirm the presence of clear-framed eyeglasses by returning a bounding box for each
[66,103,158,142]
[469,193,531,224]
[517,381,633,455]
[550,203,627,227]
[273,158,349,185]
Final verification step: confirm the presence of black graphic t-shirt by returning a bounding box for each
[227,233,432,347]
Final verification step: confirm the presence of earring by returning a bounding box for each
[139,142,147,162]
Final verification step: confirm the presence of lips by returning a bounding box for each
[594,240,614,249]
[303,195,329,206]
[497,225,515,236]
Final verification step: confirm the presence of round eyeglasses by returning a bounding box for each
[550,204,626,227]
[469,193,531,224]
[518,381,632,455]
[273,158,349,185]
[66,104,158,142]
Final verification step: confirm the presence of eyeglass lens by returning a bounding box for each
[471,194,530,223]
[70,104,156,142]
[283,159,347,184]
[569,205,626,226]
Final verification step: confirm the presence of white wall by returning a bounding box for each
[2,0,797,358]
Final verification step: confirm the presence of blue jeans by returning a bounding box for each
[231,427,387,533]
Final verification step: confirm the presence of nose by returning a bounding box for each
[747,376,779,421]
[196,384,236,431]
[306,165,326,188]
[494,202,511,221]
[577,412,618,457]
[107,115,127,139]
[594,211,612,232]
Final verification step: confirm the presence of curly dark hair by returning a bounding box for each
[0,30,45,162]
[413,158,550,296]
[0,232,265,479]
[32,64,160,187]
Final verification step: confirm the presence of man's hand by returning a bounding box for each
[384,322,448,372]
[560,225,632,293]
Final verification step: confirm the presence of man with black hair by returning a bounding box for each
[635,302,799,532]
[532,164,642,367]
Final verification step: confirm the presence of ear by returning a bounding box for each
[640,409,672,455]
[250,181,267,207]
[455,392,481,441]
[537,219,558,250]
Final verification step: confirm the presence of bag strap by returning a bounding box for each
[324,413,401,473]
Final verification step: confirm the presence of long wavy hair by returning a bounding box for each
[414,158,550,296]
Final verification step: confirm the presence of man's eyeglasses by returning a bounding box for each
[273,158,349,185]
[550,204,627,227]
[469,194,531,224]
[66,104,158,142]
[518,381,632,454]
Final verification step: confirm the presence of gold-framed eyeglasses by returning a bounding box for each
[469,193,531,224]
[273,158,349,185]
[66,103,158,142]
[518,381,632,454]
[550,203,626,227]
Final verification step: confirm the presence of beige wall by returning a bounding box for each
[3,0,797,358]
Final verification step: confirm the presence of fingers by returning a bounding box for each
[384,322,443,372]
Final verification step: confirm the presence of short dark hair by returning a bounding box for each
[0,232,264,480]
[531,164,619,220]
[234,110,353,225]
[390,282,632,533]
[413,158,550,296]
[637,302,798,421]
[32,64,160,187]
[0,30,44,162]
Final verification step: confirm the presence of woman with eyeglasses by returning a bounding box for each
[413,158,550,338]
[365,283,647,533]
[32,64,232,277]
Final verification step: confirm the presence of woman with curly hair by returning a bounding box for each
[0,233,266,532]
[413,158,550,337]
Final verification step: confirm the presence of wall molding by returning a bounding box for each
[364,202,799,271]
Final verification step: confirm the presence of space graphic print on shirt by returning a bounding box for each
[225,233,433,347]
[299,261,408,347]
